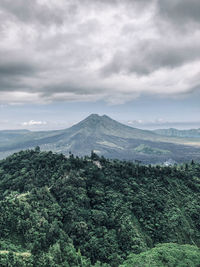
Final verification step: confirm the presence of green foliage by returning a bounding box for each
[0,149,200,266]
[120,243,200,267]
[134,144,170,155]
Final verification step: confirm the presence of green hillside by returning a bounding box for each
[120,243,200,267]
[0,149,200,266]
[134,144,170,155]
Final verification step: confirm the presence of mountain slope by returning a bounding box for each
[0,114,200,163]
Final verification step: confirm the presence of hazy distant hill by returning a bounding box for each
[0,114,200,163]
[154,128,200,138]
[0,129,30,145]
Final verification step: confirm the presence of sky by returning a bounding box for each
[0,0,200,130]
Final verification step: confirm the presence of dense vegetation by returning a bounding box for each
[121,243,200,267]
[0,148,200,266]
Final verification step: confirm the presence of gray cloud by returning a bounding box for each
[0,50,38,92]
[101,39,200,76]
[0,57,36,77]
[0,0,200,104]
[0,0,65,25]
[157,0,200,28]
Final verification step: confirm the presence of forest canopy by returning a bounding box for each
[0,148,199,266]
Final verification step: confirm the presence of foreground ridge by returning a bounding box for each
[0,149,199,266]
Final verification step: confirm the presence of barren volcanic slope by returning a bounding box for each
[0,114,200,163]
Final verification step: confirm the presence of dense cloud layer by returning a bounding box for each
[0,0,200,104]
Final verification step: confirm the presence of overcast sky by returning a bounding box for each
[0,0,200,130]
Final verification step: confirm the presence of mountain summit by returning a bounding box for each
[70,114,157,140]
[0,114,200,163]
[72,114,125,129]
[72,114,114,129]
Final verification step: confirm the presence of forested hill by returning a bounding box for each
[0,148,200,266]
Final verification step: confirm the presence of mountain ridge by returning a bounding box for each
[0,114,200,163]
[154,128,200,138]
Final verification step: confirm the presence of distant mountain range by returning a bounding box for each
[0,114,200,163]
[154,128,200,138]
